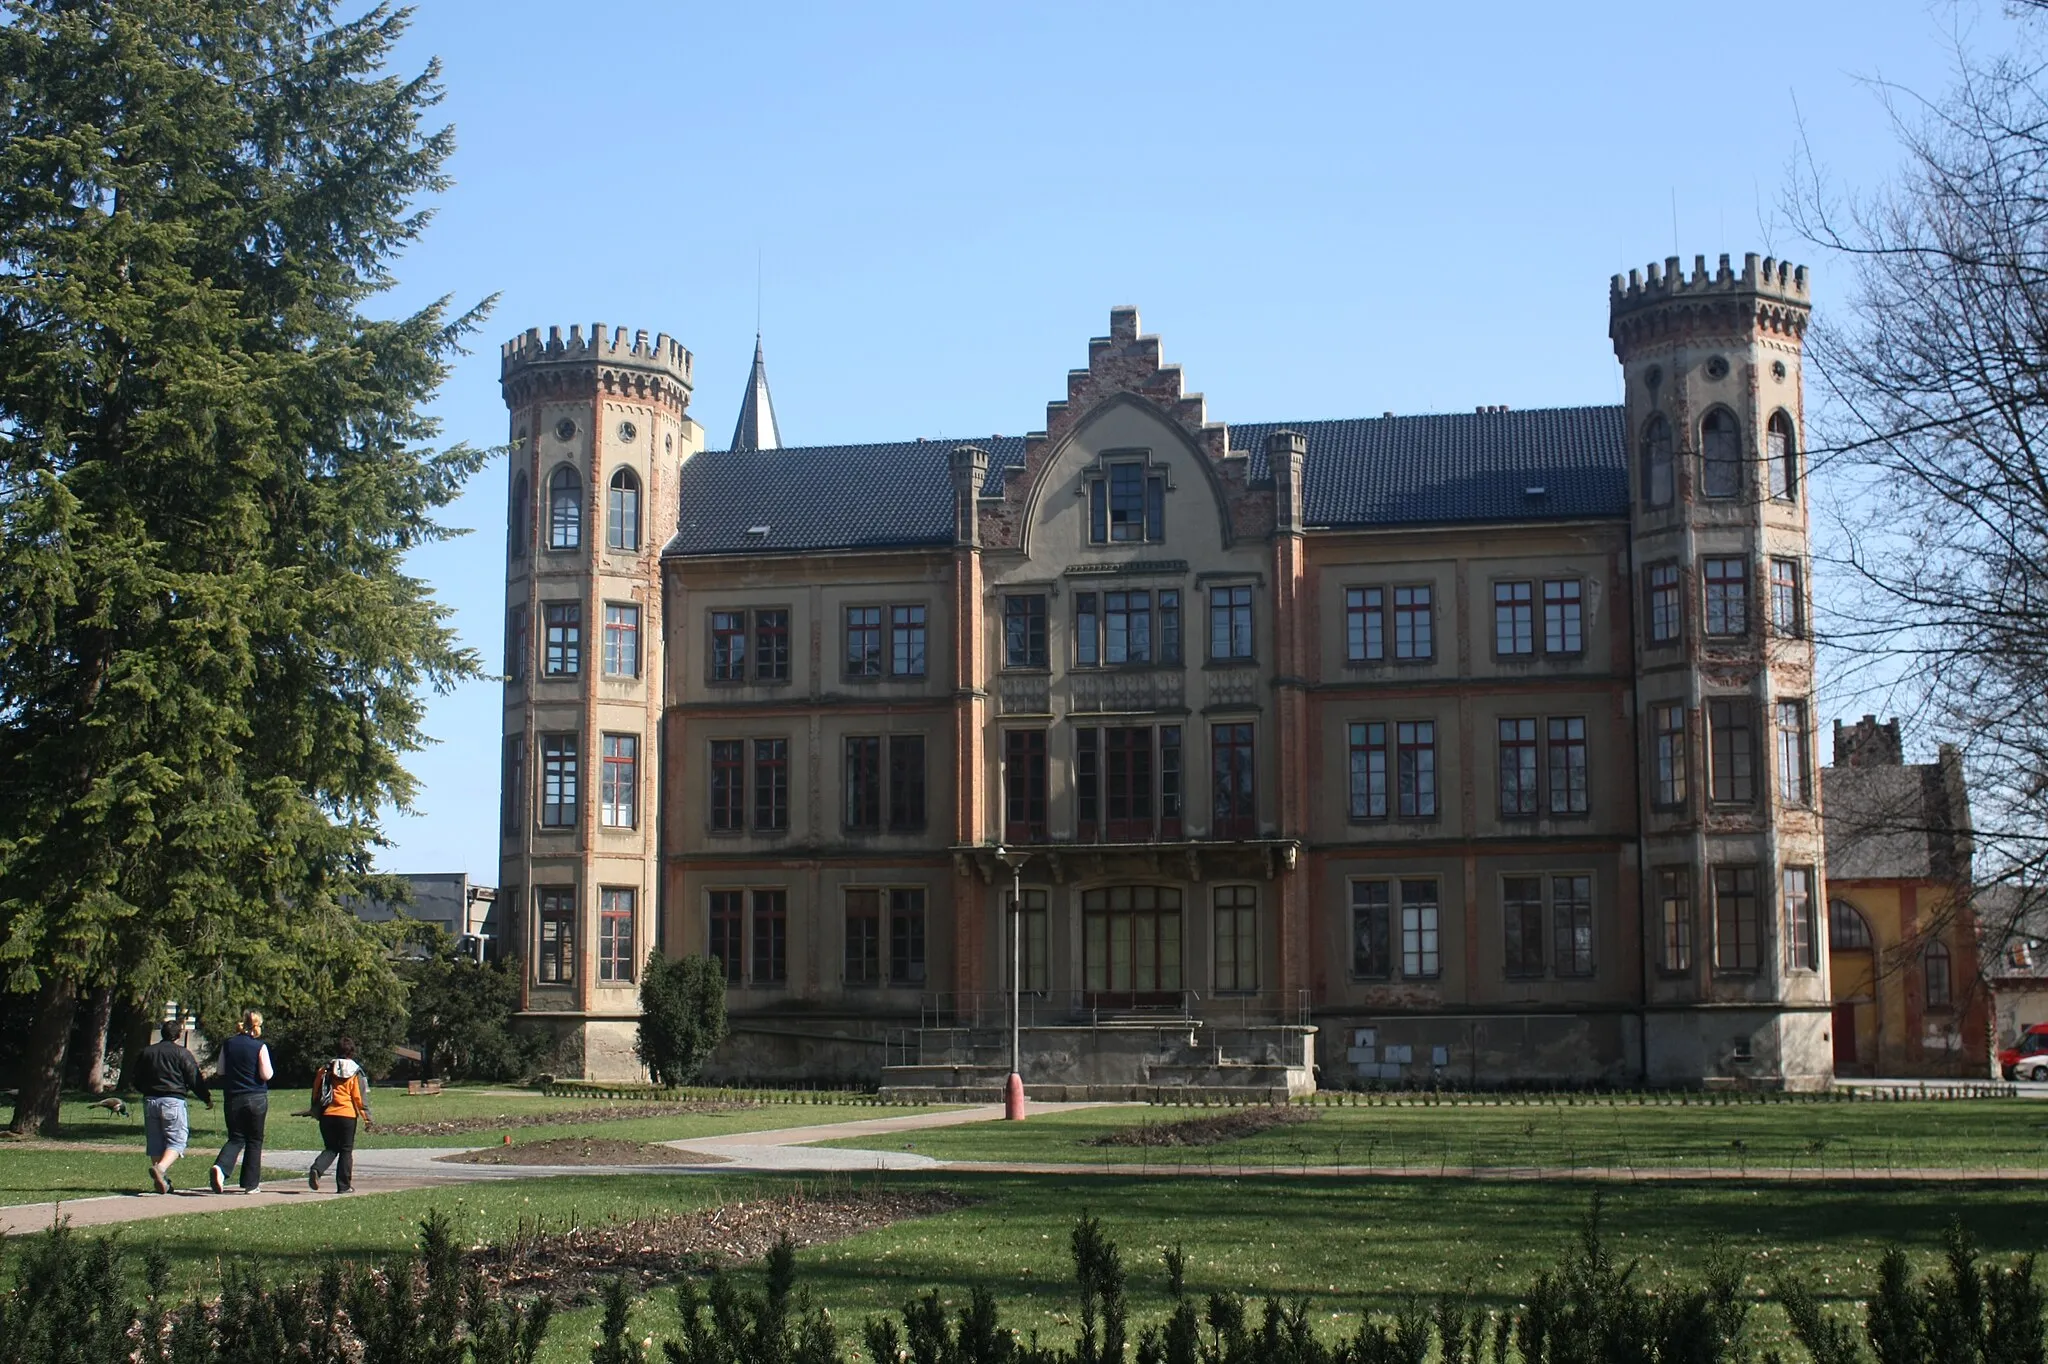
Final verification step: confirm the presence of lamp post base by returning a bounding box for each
[1004,1072,1027,1120]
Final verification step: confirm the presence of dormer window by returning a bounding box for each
[1089,459,1165,544]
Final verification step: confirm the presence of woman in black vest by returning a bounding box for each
[208,1010,273,1193]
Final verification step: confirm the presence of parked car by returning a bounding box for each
[1999,1022,2048,1081]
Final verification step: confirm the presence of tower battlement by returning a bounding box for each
[1609,253,1810,354]
[501,324,693,387]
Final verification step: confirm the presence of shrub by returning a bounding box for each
[635,954,728,1088]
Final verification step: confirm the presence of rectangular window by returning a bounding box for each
[507,605,529,682]
[888,734,926,832]
[891,605,927,677]
[1547,716,1589,815]
[1551,873,1593,977]
[502,735,525,835]
[755,609,790,682]
[1703,558,1748,636]
[536,887,575,984]
[1105,725,1154,840]
[1544,580,1584,654]
[1784,866,1818,972]
[1004,595,1048,668]
[889,888,926,985]
[603,603,640,678]
[1502,875,1545,978]
[1498,718,1538,817]
[1713,865,1761,972]
[1213,885,1258,992]
[1653,703,1687,807]
[710,610,746,682]
[1092,460,1165,543]
[843,736,881,831]
[1494,581,1534,656]
[1775,699,1811,805]
[844,889,881,985]
[1770,559,1803,637]
[1159,590,1182,664]
[540,733,578,828]
[600,733,637,828]
[708,889,742,983]
[1351,880,1391,979]
[1074,592,1099,668]
[1211,722,1256,837]
[543,602,582,677]
[708,739,744,832]
[845,606,883,678]
[1209,586,1254,661]
[598,888,635,984]
[1159,725,1183,837]
[1708,699,1755,804]
[1346,587,1385,662]
[1397,720,1436,818]
[1400,879,1441,978]
[1104,591,1152,665]
[1648,564,1681,644]
[752,889,787,984]
[1348,721,1388,820]
[1657,868,1693,974]
[1076,727,1100,840]
[1013,888,1049,992]
[753,738,788,831]
[1004,729,1049,842]
[1393,585,1433,660]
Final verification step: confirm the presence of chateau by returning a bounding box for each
[497,250,1833,1090]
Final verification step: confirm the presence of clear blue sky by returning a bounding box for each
[373,0,2015,878]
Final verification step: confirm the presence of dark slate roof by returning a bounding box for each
[669,405,1628,556]
[1821,757,1972,883]
[1231,406,1627,529]
[668,437,1028,557]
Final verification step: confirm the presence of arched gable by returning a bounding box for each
[1015,391,1240,559]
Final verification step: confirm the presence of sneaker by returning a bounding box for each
[307,1166,321,1191]
[149,1166,168,1195]
[208,1165,224,1194]
[336,1185,355,1194]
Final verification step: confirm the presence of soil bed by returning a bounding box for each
[436,1137,723,1167]
[376,1099,755,1138]
[1090,1105,1316,1147]
[469,1186,971,1298]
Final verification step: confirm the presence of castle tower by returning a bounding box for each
[499,324,702,1079]
[1610,254,1831,1087]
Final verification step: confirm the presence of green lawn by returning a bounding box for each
[76,1170,2048,1364]
[819,1099,2048,1175]
[45,1089,954,1153]
[0,1149,299,1206]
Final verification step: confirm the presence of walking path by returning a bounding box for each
[8,1097,2045,1239]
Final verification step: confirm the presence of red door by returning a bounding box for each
[1832,1003,1858,1069]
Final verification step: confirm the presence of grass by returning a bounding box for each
[818,1098,2048,1175]
[41,1088,956,1154]
[62,1170,2048,1364]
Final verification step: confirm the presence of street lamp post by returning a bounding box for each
[995,844,1027,1120]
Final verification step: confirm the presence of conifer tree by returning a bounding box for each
[0,0,489,1134]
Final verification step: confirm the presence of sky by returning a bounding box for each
[370,0,2023,878]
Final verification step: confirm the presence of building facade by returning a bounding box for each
[498,252,1836,1088]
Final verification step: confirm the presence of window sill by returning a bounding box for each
[1202,657,1258,670]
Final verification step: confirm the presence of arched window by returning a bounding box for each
[1701,409,1742,498]
[508,471,528,560]
[1641,414,1674,508]
[1766,411,1798,501]
[548,465,581,550]
[1829,899,1873,951]
[607,467,641,551]
[1924,940,1953,1008]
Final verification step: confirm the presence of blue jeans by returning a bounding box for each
[143,1096,188,1160]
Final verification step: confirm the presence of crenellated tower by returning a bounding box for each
[1611,254,1831,1087]
[499,324,703,1079]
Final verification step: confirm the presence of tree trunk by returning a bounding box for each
[111,1002,151,1093]
[9,976,78,1136]
[80,985,115,1095]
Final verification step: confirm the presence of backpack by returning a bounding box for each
[312,1063,337,1112]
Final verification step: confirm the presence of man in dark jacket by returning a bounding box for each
[137,1020,212,1194]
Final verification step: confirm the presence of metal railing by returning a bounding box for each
[910,987,1313,1032]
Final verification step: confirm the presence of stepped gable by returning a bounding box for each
[977,306,1269,549]
[664,436,1029,557]
[1232,406,1628,529]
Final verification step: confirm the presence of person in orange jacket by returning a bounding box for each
[306,1036,373,1193]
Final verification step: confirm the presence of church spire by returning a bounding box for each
[729,333,781,451]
